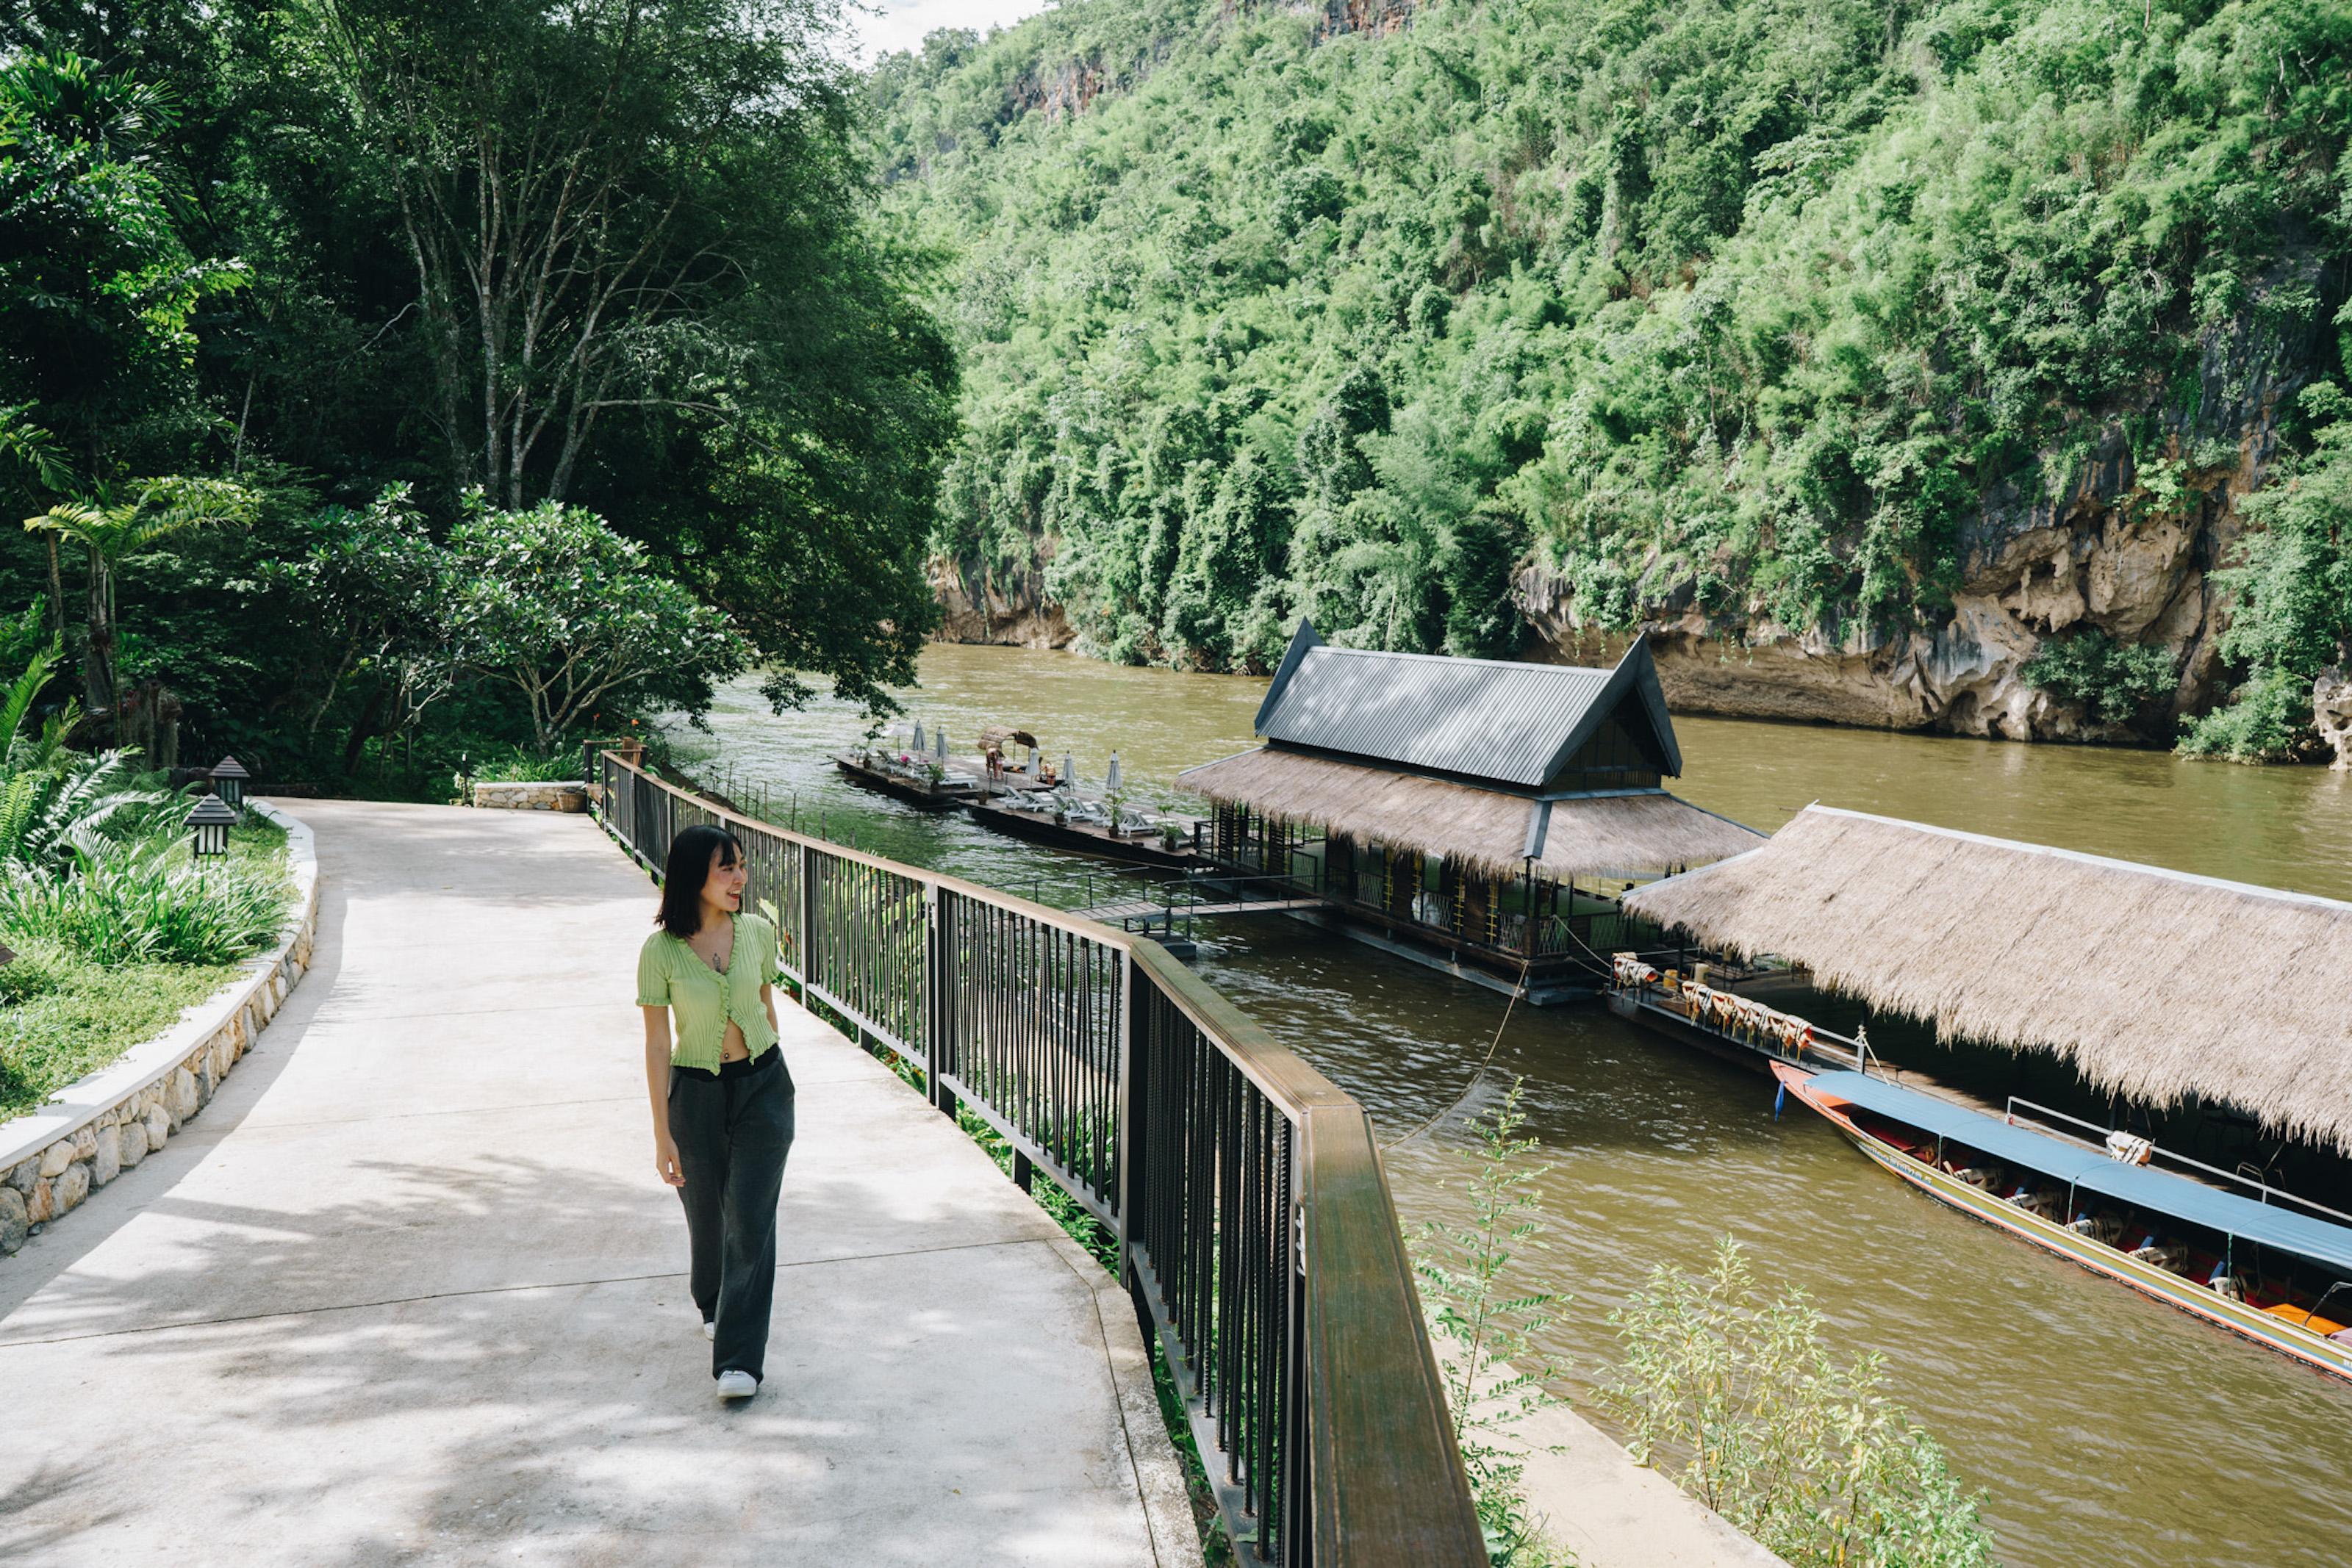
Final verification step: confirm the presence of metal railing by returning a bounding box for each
[595,752,1483,1566]
[2004,1096,2352,1227]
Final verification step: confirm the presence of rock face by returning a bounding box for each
[1514,265,2323,742]
[2313,668,2352,770]
[1513,456,2229,743]
[929,554,1076,650]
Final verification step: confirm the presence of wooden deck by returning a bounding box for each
[964,796,1206,868]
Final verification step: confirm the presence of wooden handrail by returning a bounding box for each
[1128,941,1481,1557]
[596,752,1485,1566]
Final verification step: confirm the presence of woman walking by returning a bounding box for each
[637,824,795,1400]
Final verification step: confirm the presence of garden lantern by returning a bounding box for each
[189,793,236,860]
[210,754,250,812]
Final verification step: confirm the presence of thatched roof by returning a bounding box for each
[1624,805,2352,1152]
[1177,747,1761,880]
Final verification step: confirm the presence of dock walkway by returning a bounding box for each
[0,799,1195,1567]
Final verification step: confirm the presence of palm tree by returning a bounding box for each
[23,476,257,724]
[0,404,73,641]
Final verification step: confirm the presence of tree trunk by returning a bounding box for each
[43,536,65,644]
[82,550,115,729]
[341,682,390,777]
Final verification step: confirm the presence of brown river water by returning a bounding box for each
[662,641,2352,1568]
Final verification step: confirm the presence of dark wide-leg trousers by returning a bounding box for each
[667,1051,794,1381]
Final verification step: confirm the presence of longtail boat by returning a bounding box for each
[1774,1063,2352,1382]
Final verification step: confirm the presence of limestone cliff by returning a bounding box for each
[928,554,1075,649]
[1515,264,2324,743]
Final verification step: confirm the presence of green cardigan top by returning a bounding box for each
[636,912,781,1071]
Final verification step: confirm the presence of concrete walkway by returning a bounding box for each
[0,800,1197,1567]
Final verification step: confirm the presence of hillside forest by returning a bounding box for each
[869,0,2352,760]
[0,0,952,793]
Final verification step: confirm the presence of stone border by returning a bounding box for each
[0,799,318,1256]
[470,780,587,811]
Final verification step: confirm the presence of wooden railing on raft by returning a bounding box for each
[1609,954,1882,1076]
[595,752,1485,1567]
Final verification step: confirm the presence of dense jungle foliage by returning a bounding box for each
[868,0,2352,756]
[0,1,952,792]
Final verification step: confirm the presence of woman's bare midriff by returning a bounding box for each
[720,1019,750,1062]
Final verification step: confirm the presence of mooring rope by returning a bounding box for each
[1380,954,1532,1151]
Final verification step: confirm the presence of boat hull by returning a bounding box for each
[1777,1065,2352,1384]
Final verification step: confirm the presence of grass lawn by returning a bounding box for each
[0,816,293,1123]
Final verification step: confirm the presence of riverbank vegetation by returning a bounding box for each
[0,1,953,799]
[2178,382,2352,760]
[1410,1085,1999,1567]
[1415,1082,1573,1565]
[869,0,2351,757]
[1599,1239,1998,1568]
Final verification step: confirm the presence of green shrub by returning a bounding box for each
[0,846,286,968]
[2176,384,2352,762]
[2021,630,2175,727]
[2178,668,2315,763]
[0,945,62,1004]
[454,743,584,796]
[0,957,234,1121]
[1598,1237,1998,1568]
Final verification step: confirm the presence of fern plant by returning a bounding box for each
[0,638,160,868]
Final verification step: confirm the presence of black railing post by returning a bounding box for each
[926,884,960,1121]
[798,841,820,994]
[1116,946,1140,1292]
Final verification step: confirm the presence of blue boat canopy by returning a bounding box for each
[1807,1071,2352,1277]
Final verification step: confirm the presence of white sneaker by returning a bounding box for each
[702,1320,715,1342]
[715,1370,757,1400]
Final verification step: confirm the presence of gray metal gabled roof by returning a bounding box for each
[1252,620,1679,788]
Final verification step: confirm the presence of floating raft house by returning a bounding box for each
[1624,805,2352,1155]
[1178,620,1760,997]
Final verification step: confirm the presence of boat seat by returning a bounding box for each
[2261,1302,2349,1337]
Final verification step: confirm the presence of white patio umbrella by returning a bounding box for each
[1026,749,1043,782]
[935,728,949,761]
[911,721,925,754]
[1062,753,1076,791]
[1105,752,1122,794]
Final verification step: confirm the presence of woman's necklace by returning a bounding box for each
[693,915,734,974]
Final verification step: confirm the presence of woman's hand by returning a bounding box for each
[653,1135,686,1187]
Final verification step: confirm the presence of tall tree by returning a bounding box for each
[306,0,848,508]
[0,51,249,717]
[24,477,257,719]
[295,0,956,711]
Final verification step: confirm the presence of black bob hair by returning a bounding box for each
[656,824,745,939]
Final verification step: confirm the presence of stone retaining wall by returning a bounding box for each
[0,799,318,1256]
[472,780,588,811]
